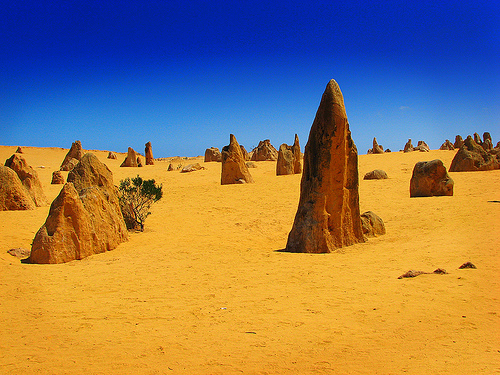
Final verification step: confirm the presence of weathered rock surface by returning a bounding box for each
[29,153,128,264]
[363,169,388,180]
[360,211,386,237]
[439,140,455,150]
[60,140,83,171]
[410,159,454,197]
[7,247,31,259]
[15,147,23,154]
[5,154,47,206]
[51,171,65,184]
[137,156,143,167]
[482,132,493,151]
[276,134,302,175]
[204,147,222,162]
[181,163,205,173]
[414,140,430,152]
[368,137,384,154]
[454,135,464,148]
[449,136,500,172]
[240,145,250,161]
[221,134,255,184]
[0,165,35,211]
[145,142,154,165]
[473,132,482,145]
[285,79,366,253]
[107,151,117,159]
[250,140,278,161]
[120,147,139,167]
[403,139,414,153]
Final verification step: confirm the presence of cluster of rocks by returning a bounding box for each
[450,134,499,171]
[276,134,302,175]
[119,142,154,167]
[367,137,390,154]
[404,139,430,152]
[28,153,128,264]
[0,154,47,210]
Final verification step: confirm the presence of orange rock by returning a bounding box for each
[250,139,278,161]
[120,147,139,167]
[221,134,254,185]
[410,159,454,197]
[145,142,154,165]
[450,136,499,172]
[204,147,222,162]
[60,140,83,171]
[276,134,301,176]
[5,154,47,206]
[0,165,35,211]
[285,79,366,253]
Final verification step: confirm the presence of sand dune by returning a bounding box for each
[0,145,498,374]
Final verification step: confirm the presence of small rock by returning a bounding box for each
[459,262,477,269]
[7,247,31,259]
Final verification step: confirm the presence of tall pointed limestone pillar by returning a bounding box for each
[285,79,365,253]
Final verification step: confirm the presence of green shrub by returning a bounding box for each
[118,175,163,231]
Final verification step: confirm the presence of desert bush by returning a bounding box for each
[118,175,163,231]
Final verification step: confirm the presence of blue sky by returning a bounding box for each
[1,0,499,157]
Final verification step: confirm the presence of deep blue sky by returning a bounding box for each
[2,0,499,157]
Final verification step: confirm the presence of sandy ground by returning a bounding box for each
[0,145,498,375]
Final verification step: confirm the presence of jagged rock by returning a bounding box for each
[250,140,278,161]
[145,142,154,165]
[120,147,139,167]
[459,262,476,269]
[240,145,250,161]
[410,159,454,197]
[181,163,205,173]
[454,135,464,148]
[285,79,365,253]
[204,147,222,162]
[440,140,455,150]
[221,134,255,185]
[7,247,31,259]
[51,171,65,184]
[404,139,414,153]
[29,153,128,264]
[414,140,430,152]
[482,132,493,151]
[369,137,384,154]
[449,136,500,172]
[0,165,35,211]
[398,269,447,279]
[15,147,23,154]
[276,134,302,175]
[5,154,47,206]
[107,151,117,159]
[360,211,386,237]
[363,169,388,180]
[385,148,391,153]
[60,140,83,171]
[473,132,482,145]
[137,156,143,167]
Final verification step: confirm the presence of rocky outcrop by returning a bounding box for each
[403,139,414,153]
[439,140,455,150]
[0,165,35,211]
[145,142,154,165]
[5,154,47,206]
[413,140,430,152]
[454,135,464,148]
[60,140,83,171]
[107,151,117,159]
[181,163,205,173]
[120,147,139,167]
[360,211,386,237]
[137,156,143,167]
[51,171,65,184]
[473,132,482,145]
[285,79,366,253]
[204,147,222,162]
[15,147,23,154]
[368,137,384,154]
[482,132,493,151]
[221,134,255,185]
[449,136,500,172]
[276,134,302,175]
[363,170,388,180]
[29,153,128,264]
[250,140,278,161]
[410,159,454,197]
[240,145,250,161]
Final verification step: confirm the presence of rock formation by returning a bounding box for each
[15,146,23,154]
[204,147,222,162]
[413,140,430,152]
[360,211,386,237]
[403,139,414,153]
[107,151,117,159]
[368,137,384,154]
[0,165,35,211]
[276,134,302,175]
[449,136,499,171]
[250,140,278,161]
[60,140,83,171]
[285,79,366,253]
[145,142,154,165]
[482,132,493,151]
[240,145,250,161]
[120,147,139,167]
[5,154,47,206]
[363,170,388,180]
[439,140,455,150]
[181,163,205,173]
[29,153,128,264]
[221,134,255,185]
[137,156,143,167]
[473,132,482,145]
[454,135,464,148]
[409,159,454,197]
[51,171,65,184]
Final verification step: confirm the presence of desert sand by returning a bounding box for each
[0,145,498,374]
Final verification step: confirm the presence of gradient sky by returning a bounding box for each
[2,0,499,157]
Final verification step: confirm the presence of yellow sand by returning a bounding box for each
[0,145,498,375]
